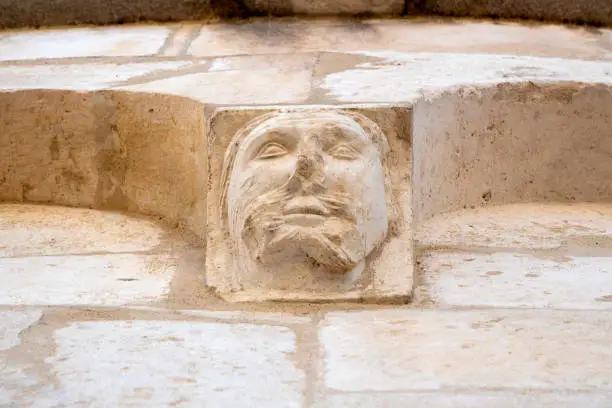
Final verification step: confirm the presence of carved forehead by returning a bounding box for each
[245,111,370,141]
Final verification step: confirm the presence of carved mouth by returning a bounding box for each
[283,197,330,217]
[282,213,327,227]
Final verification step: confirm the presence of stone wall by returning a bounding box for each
[0,0,610,28]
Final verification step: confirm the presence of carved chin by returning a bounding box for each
[257,227,359,274]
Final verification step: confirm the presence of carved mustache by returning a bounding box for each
[239,186,355,235]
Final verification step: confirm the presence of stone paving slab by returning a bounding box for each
[420,252,612,310]
[321,309,612,392]
[34,320,304,407]
[0,254,176,306]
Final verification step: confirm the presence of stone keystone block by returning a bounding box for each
[206,105,413,303]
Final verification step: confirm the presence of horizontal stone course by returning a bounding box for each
[321,309,612,391]
[0,0,609,28]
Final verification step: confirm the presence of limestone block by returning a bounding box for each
[321,309,612,391]
[0,204,167,257]
[35,321,304,407]
[318,392,612,408]
[420,252,612,309]
[0,254,176,306]
[0,62,189,91]
[0,311,42,351]
[0,90,207,238]
[206,105,412,302]
[119,69,313,105]
[0,25,171,61]
[412,82,612,223]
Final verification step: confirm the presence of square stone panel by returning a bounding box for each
[206,105,412,302]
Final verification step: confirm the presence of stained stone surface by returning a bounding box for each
[39,321,304,407]
[0,25,172,61]
[321,309,612,391]
[0,311,42,351]
[317,392,612,408]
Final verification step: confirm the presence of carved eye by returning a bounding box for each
[328,144,359,160]
[255,142,288,160]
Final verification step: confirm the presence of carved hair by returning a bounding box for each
[219,109,399,231]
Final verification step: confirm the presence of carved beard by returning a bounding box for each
[234,183,363,274]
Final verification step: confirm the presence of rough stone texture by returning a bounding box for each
[421,252,612,309]
[0,90,208,238]
[1,254,176,306]
[318,392,612,408]
[412,82,612,224]
[0,62,191,91]
[37,321,304,407]
[0,0,610,28]
[187,20,612,60]
[407,0,612,27]
[0,204,166,257]
[119,69,314,104]
[321,309,612,391]
[0,311,42,351]
[0,25,171,61]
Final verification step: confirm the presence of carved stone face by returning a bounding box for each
[225,111,389,276]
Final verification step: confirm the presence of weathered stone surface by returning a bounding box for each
[412,83,612,223]
[321,53,612,103]
[0,254,176,306]
[0,90,208,238]
[417,203,612,250]
[0,25,171,61]
[188,20,612,59]
[37,321,304,407]
[119,69,313,104]
[206,106,412,302]
[321,309,612,391]
[318,392,612,408]
[0,310,42,351]
[0,62,189,91]
[0,204,168,257]
[420,252,612,309]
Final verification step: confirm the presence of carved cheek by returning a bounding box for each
[244,156,297,193]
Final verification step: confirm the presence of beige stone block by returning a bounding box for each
[0,253,175,306]
[420,252,612,309]
[187,20,612,59]
[36,321,304,407]
[0,310,42,351]
[321,309,612,391]
[206,105,412,302]
[318,392,612,408]
[321,53,612,103]
[412,82,612,224]
[0,204,169,257]
[0,25,171,61]
[417,203,612,250]
[118,69,313,104]
[0,62,189,91]
[0,90,207,238]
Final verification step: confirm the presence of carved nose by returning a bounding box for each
[295,149,321,179]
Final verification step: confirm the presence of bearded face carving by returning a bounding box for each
[220,110,393,291]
